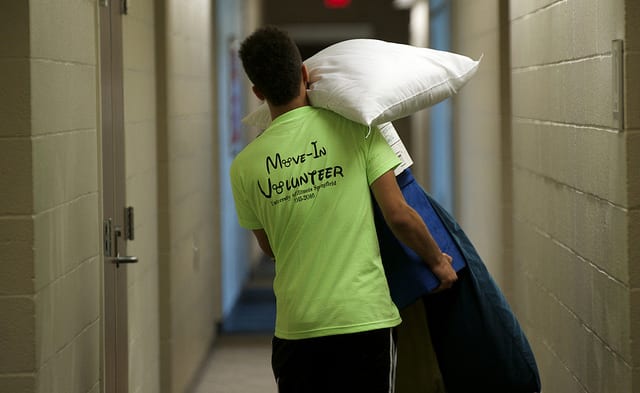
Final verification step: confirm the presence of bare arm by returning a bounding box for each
[370,170,457,291]
[252,229,275,259]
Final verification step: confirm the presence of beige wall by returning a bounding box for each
[625,0,640,388]
[0,2,34,391]
[0,1,102,392]
[449,0,512,290]
[0,1,222,392]
[122,1,161,392]
[509,0,638,391]
[447,0,640,391]
[160,1,220,392]
[624,0,640,391]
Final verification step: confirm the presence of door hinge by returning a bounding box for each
[124,206,134,240]
[104,218,113,256]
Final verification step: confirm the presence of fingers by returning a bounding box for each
[433,275,457,293]
[431,253,458,293]
[434,276,457,293]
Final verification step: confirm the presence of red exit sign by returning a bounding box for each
[324,0,351,8]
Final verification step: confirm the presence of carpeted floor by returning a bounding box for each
[220,286,276,334]
[221,257,276,334]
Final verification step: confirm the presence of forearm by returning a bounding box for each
[385,205,443,269]
[371,171,457,290]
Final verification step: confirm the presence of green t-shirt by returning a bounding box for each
[230,106,402,339]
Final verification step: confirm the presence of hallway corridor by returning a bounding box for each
[192,334,276,393]
[1,1,639,392]
[192,258,277,392]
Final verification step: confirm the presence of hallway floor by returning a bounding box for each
[193,258,277,392]
[192,334,277,393]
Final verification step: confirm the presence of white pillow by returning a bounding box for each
[243,38,480,129]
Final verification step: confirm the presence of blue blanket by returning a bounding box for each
[374,169,542,393]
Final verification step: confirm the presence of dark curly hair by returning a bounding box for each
[239,26,303,106]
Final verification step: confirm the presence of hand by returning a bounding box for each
[430,252,458,293]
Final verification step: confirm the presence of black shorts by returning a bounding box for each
[272,328,397,393]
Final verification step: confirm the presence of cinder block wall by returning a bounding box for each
[122,1,221,391]
[160,1,220,392]
[449,0,512,291]
[509,0,638,391]
[0,1,102,392]
[122,1,161,392]
[0,2,34,390]
[624,0,640,387]
[0,1,222,392]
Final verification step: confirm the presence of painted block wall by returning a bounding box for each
[30,0,102,389]
[121,1,223,391]
[625,0,640,386]
[0,1,101,392]
[122,1,161,392]
[161,1,220,392]
[1,2,223,393]
[449,0,512,291]
[0,1,34,391]
[509,0,636,391]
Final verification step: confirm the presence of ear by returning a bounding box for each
[302,64,309,86]
[252,85,265,101]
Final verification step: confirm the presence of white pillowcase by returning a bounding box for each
[242,38,481,129]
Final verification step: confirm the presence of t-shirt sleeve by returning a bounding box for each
[229,159,263,230]
[365,126,402,185]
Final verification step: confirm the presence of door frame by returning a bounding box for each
[99,1,129,392]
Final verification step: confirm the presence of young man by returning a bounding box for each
[231,26,457,392]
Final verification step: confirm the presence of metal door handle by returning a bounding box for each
[104,219,139,267]
[108,254,138,267]
[113,225,138,267]
[114,255,138,264]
